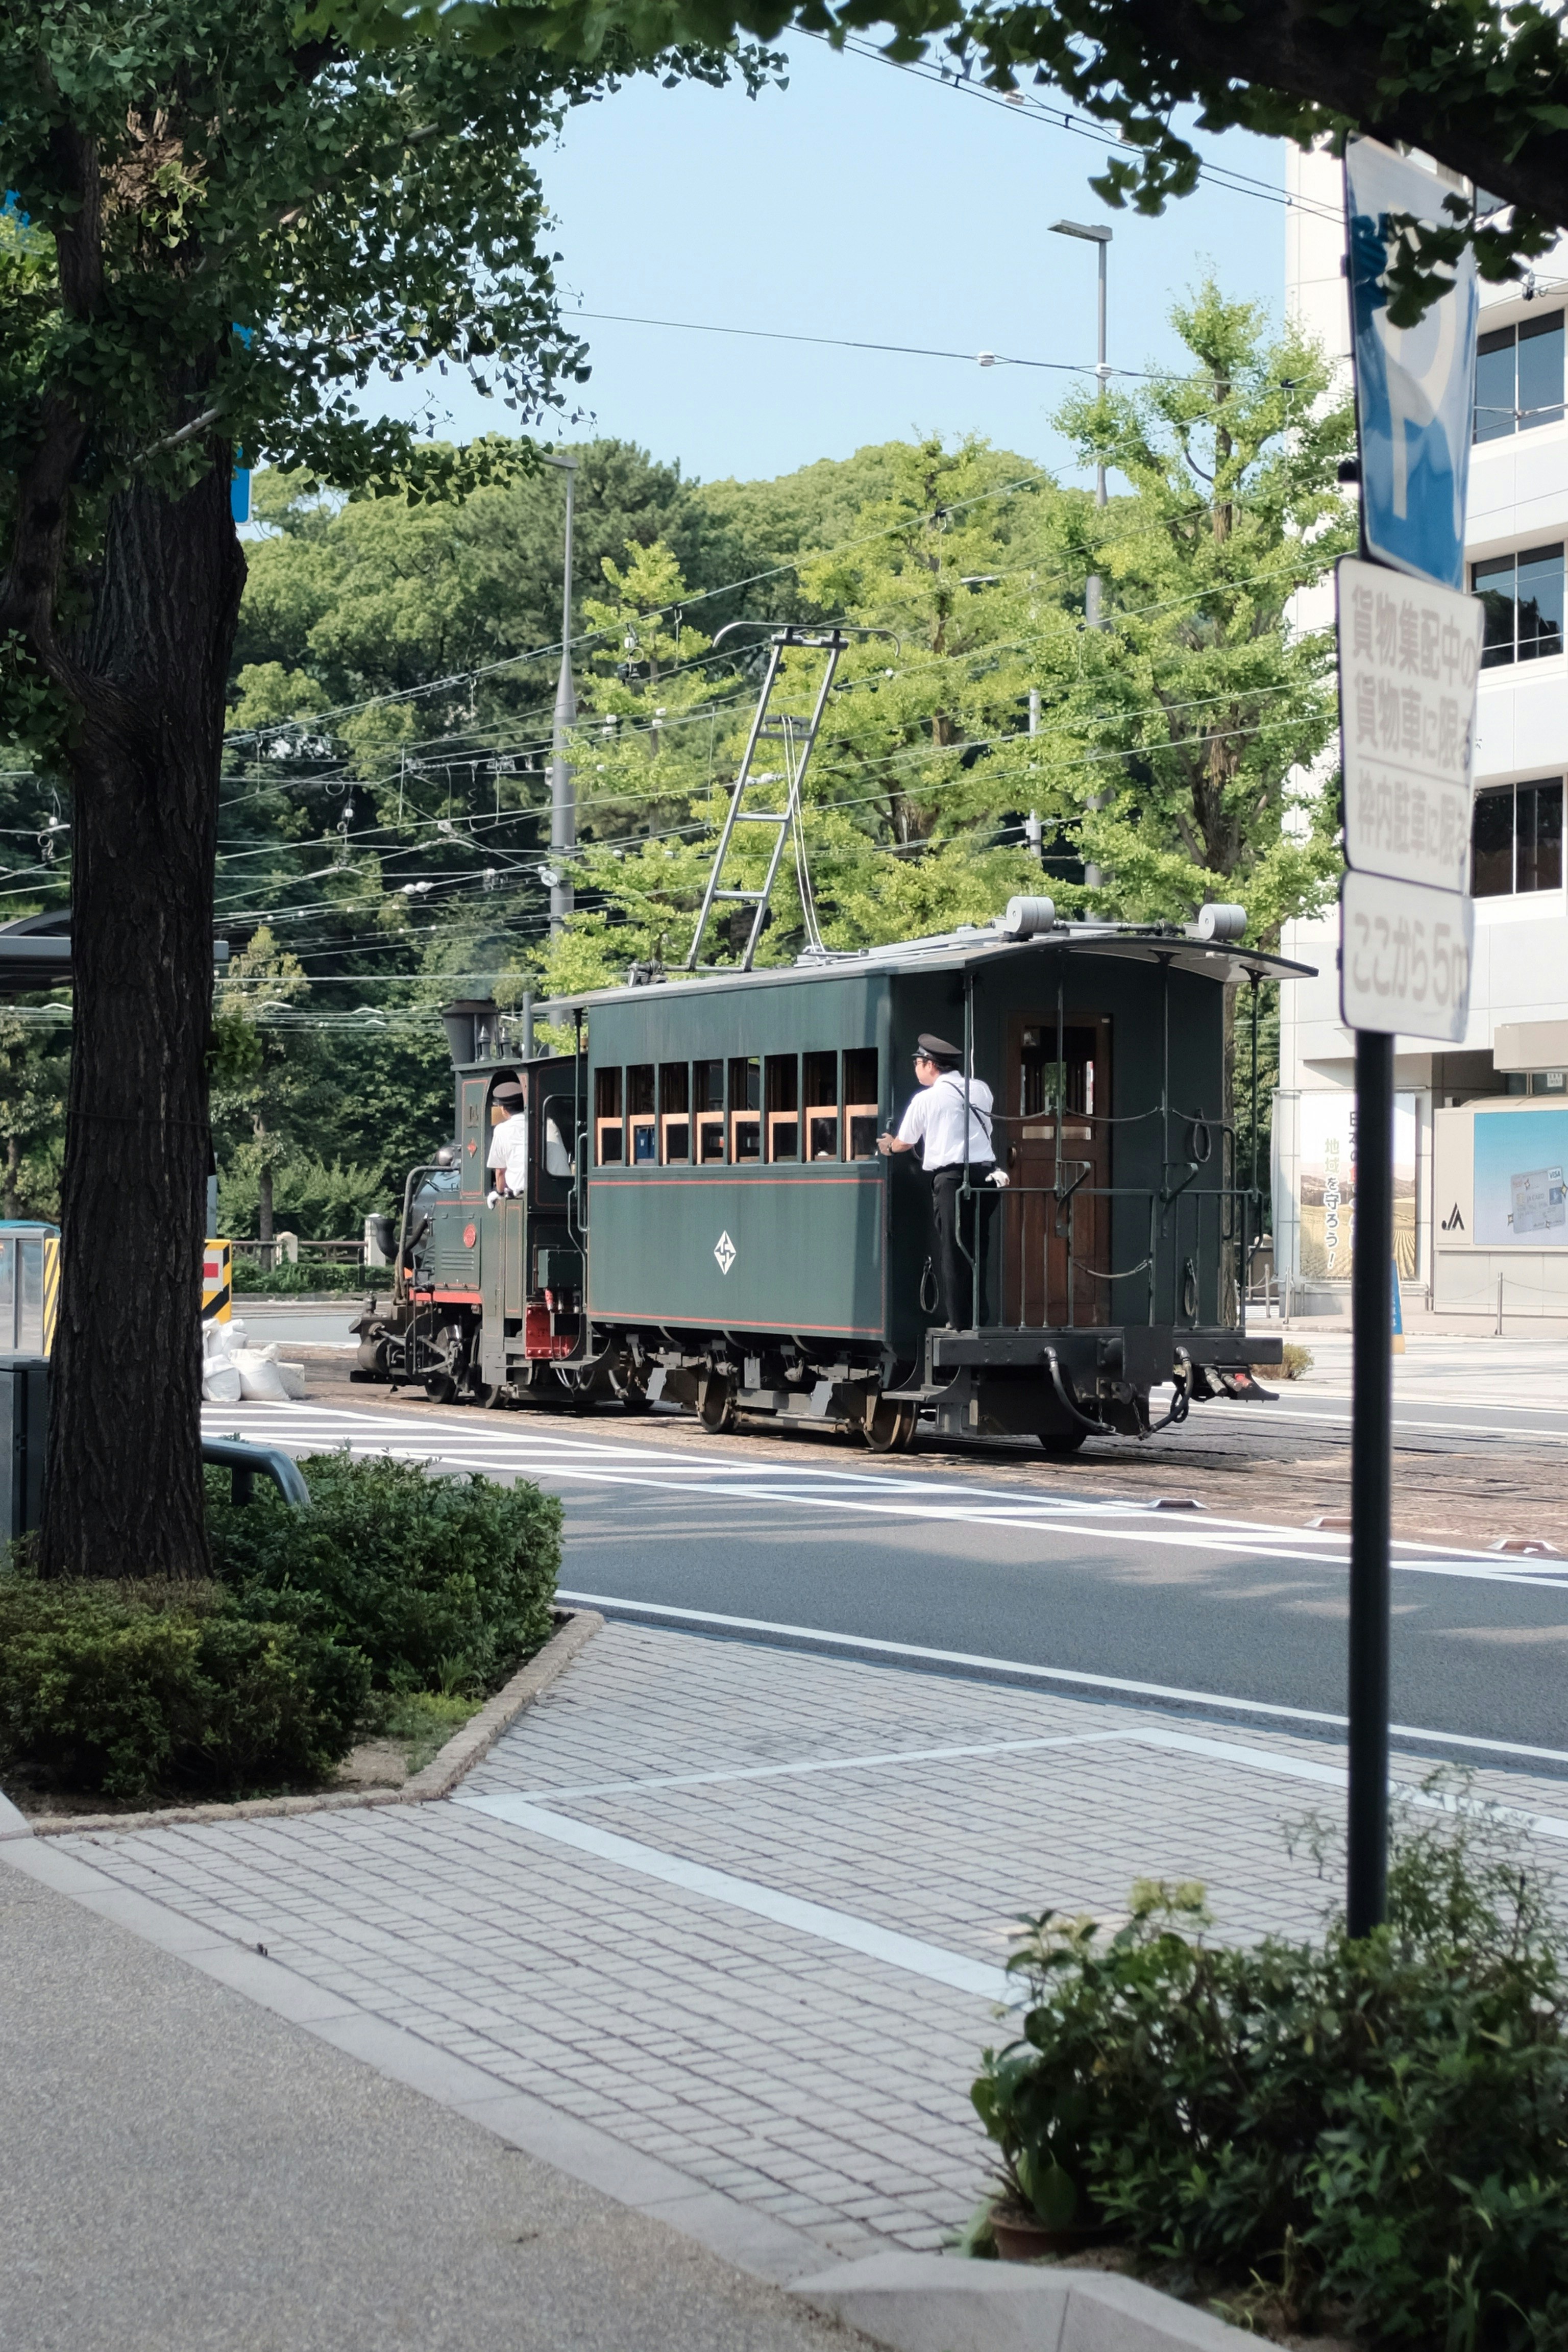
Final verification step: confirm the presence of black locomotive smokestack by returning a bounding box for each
[441,998,500,1066]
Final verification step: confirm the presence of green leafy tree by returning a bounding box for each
[210,927,336,1247]
[0,5,766,1577]
[1043,286,1353,942]
[0,1012,70,1221]
[319,0,1566,309]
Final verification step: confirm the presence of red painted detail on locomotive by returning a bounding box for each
[409,1287,482,1305]
[525,1305,575,1359]
[463,1222,477,1247]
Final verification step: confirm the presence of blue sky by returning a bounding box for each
[366,37,1293,491]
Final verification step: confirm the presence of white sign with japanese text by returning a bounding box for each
[1338,555,1482,894]
[1339,868,1473,1042]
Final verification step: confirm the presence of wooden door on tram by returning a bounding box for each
[1001,1015,1112,1327]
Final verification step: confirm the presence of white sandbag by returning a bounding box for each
[233,1350,290,1402]
[202,1361,243,1404]
[257,1342,280,1361]
[276,1362,307,1400]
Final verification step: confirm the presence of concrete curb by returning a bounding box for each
[6,1607,602,1840]
[792,2249,1250,2352]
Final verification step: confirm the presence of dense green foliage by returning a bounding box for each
[0,1455,560,1802]
[973,1798,1568,2351]
[206,1453,561,1695]
[0,1575,369,1801]
[316,0,1567,318]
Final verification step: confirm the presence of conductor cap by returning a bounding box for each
[916,1033,961,1065]
[492,1081,525,1104]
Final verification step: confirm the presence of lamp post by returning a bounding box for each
[543,454,578,933]
[1049,219,1111,626]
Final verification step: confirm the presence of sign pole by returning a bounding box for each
[1347,1028,1394,1935]
[1338,132,1482,1937]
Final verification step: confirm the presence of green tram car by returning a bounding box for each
[355,908,1308,1451]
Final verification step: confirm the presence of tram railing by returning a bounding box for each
[949,1124,1265,1337]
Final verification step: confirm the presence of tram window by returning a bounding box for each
[804,1049,839,1160]
[660,1062,691,1163]
[594,1066,624,1165]
[843,1048,878,1159]
[729,1056,762,1161]
[695,1059,726,1162]
[627,1063,657,1165]
[765,1054,799,1160]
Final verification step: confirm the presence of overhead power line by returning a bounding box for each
[568,308,1150,378]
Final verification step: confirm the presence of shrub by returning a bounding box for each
[206,1452,560,1696]
[0,1576,369,1802]
[972,1791,1568,2351]
[232,1261,371,1294]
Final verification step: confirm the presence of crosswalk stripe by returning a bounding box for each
[198,1400,1567,1588]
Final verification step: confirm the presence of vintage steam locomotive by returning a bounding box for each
[353,902,1305,1451]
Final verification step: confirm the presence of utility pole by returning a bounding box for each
[1049,219,1112,626]
[545,455,578,934]
[1024,687,1043,865]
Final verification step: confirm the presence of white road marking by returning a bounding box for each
[452,1794,1012,2003]
[497,1722,1568,1844]
[513,1729,1130,1801]
[202,1403,1568,1586]
[555,1591,1568,1773]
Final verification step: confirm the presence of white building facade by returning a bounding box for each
[1278,147,1568,1316]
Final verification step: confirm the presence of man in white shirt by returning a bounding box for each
[878,1034,999,1328]
[485,1079,529,1203]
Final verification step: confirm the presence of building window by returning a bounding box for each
[1473,544,1564,667]
[1472,778,1564,897]
[1474,311,1564,443]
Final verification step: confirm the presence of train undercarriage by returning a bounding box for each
[352,1294,1277,1455]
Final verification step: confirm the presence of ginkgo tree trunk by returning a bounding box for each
[0,4,765,1577]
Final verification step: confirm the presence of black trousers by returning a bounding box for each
[930,1165,995,1329]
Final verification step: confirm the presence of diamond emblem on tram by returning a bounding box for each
[714,1230,737,1276]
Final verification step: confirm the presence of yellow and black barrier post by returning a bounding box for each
[202,1240,232,1326]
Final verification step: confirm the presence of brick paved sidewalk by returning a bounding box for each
[46,1624,1568,2264]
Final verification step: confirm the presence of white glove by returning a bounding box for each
[987,1168,1011,1188]
[486,1189,499,1208]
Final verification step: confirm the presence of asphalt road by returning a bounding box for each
[209,1393,1568,1775]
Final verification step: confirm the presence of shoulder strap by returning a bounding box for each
[939,1071,993,1138]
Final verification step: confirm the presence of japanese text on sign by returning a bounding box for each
[1339,869,1473,1043]
[1338,556,1482,896]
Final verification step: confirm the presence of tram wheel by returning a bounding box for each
[1038,1426,1089,1455]
[424,1373,458,1404]
[863,1397,916,1454]
[698,1375,736,1434]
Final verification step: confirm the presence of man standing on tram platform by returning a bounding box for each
[877,1034,1003,1329]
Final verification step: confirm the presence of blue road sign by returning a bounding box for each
[1345,136,1479,593]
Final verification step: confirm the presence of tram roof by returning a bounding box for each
[533,918,1315,1020]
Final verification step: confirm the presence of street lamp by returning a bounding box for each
[1049,219,1111,626]
[542,453,578,934]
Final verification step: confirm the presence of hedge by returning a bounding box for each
[0,1578,368,1802]
[0,1455,561,1806]
[206,1451,561,1696]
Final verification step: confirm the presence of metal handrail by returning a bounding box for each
[203,1436,310,1509]
[950,1171,1264,1336]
